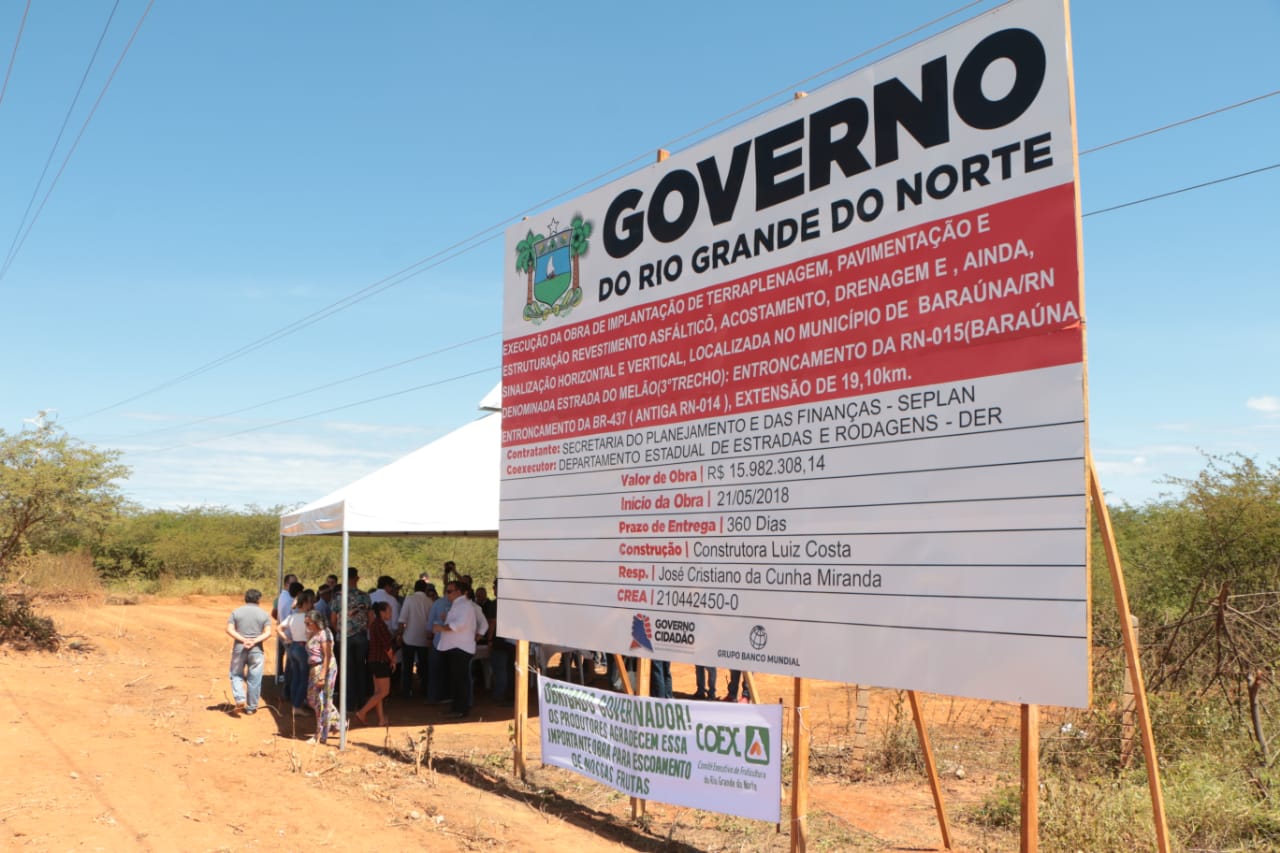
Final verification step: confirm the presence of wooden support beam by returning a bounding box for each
[612,653,634,696]
[1089,463,1171,852]
[514,639,528,779]
[790,678,810,852]
[908,691,952,850]
[631,659,653,819]
[1020,703,1039,853]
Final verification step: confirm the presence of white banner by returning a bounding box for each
[537,676,783,822]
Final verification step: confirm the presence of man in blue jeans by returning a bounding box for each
[226,589,273,716]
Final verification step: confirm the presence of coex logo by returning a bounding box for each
[744,726,770,765]
[514,215,592,325]
[629,613,653,651]
[696,724,771,765]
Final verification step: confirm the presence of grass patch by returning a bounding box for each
[10,551,102,596]
[968,784,1020,830]
[106,574,267,598]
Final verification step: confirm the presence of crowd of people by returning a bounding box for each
[225,562,749,743]
[226,561,508,742]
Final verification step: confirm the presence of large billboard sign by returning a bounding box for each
[499,0,1088,707]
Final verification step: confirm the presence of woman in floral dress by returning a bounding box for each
[304,610,340,742]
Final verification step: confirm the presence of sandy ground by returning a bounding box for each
[0,595,1015,852]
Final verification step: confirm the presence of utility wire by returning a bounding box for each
[135,365,499,455]
[133,157,1280,457]
[65,0,998,423]
[2,0,122,273]
[69,230,504,421]
[61,3,1276,426]
[0,0,153,284]
[1080,89,1279,156]
[113,332,499,440]
[1083,162,1279,218]
[0,0,31,108]
[80,79,1269,426]
[647,0,992,155]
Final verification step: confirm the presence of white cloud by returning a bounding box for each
[1246,396,1280,414]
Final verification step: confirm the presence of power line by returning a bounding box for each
[113,331,498,440]
[0,0,153,284]
[135,365,499,456]
[1080,89,1279,156]
[61,3,1275,428]
[1083,162,1280,218]
[649,0,993,155]
[0,0,31,108]
[63,0,999,423]
[132,156,1280,457]
[2,1,122,273]
[69,230,504,422]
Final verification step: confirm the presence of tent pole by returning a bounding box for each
[276,535,285,680]
[339,529,350,750]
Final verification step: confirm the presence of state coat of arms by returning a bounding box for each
[515,215,591,324]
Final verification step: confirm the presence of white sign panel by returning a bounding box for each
[538,677,784,822]
[500,0,1088,707]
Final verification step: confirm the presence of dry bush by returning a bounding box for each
[0,593,59,651]
[10,551,102,597]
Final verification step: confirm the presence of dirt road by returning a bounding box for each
[0,595,1008,851]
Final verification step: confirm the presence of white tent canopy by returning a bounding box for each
[279,412,501,538]
[277,393,502,748]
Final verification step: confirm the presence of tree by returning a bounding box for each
[1117,453,1280,764]
[0,422,130,576]
[568,214,591,306]
[515,228,544,319]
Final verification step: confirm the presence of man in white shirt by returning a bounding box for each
[397,579,433,697]
[432,580,477,719]
[274,574,298,684]
[370,576,401,636]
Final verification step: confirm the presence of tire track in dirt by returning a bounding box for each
[0,661,155,849]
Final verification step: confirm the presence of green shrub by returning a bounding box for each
[872,691,923,775]
[0,593,59,651]
[969,784,1021,830]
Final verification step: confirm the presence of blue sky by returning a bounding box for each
[2,0,1277,511]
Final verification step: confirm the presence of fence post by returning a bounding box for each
[1120,615,1139,769]
[852,684,869,774]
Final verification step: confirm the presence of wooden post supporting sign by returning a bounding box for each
[908,690,953,849]
[790,677,810,853]
[1089,463,1171,852]
[1020,703,1039,853]
[514,639,529,779]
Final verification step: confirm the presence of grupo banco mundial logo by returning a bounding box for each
[749,624,768,650]
[515,215,592,325]
[628,613,696,652]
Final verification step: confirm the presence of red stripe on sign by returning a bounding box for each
[502,183,1081,447]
